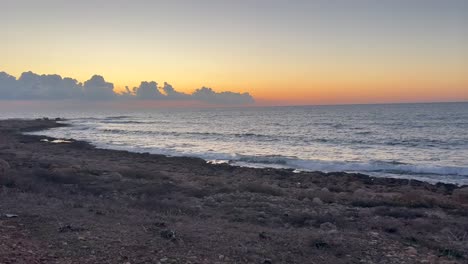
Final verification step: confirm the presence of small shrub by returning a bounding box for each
[374,207,424,219]
[133,182,181,198]
[284,212,314,227]
[134,197,199,216]
[239,182,283,196]
[309,233,332,250]
[184,187,212,198]
[438,248,465,260]
[34,168,81,184]
[351,199,397,208]
[119,169,166,180]
[0,174,16,188]
[384,227,398,233]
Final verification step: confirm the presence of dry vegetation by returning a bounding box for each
[1,119,468,263]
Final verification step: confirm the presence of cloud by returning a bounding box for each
[0,72,17,99]
[162,82,190,100]
[192,87,255,105]
[83,75,115,100]
[0,71,83,100]
[0,71,255,105]
[135,81,163,99]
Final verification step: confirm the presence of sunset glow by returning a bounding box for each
[2,0,467,105]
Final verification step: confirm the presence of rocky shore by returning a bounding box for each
[0,119,467,263]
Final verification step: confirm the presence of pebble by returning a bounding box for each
[406,246,418,256]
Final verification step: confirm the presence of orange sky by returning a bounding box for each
[2,1,467,105]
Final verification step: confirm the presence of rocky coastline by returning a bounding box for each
[1,119,467,263]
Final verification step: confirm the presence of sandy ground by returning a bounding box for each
[0,119,467,264]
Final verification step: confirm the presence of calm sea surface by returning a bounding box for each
[2,102,468,185]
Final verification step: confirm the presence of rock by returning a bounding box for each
[452,187,468,204]
[259,231,270,240]
[0,159,10,176]
[160,229,176,240]
[58,224,85,233]
[312,197,323,205]
[71,165,82,170]
[406,246,418,256]
[154,221,167,228]
[320,222,337,232]
[101,172,123,182]
[263,258,272,264]
[5,214,18,218]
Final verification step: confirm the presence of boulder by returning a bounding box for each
[101,172,123,182]
[0,159,10,176]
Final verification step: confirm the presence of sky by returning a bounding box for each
[1,0,468,105]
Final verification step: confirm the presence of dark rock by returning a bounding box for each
[5,214,18,218]
[160,229,176,240]
[58,224,85,233]
[259,231,270,240]
[154,221,167,228]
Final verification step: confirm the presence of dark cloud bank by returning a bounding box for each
[0,71,255,105]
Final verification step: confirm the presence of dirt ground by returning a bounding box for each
[0,119,467,264]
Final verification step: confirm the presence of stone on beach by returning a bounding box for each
[101,172,123,182]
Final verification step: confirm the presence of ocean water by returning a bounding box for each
[2,102,468,185]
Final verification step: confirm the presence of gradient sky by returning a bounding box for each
[2,0,468,105]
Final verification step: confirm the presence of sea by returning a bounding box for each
[1,102,467,185]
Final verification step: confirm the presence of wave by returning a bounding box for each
[97,128,278,140]
[221,154,468,176]
[105,141,468,183]
[72,124,468,150]
[104,115,134,120]
[27,128,468,185]
[85,137,468,178]
[227,155,468,181]
[100,120,146,124]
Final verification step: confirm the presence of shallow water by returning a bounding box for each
[2,102,468,184]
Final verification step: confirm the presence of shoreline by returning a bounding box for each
[1,119,467,263]
[24,118,468,187]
